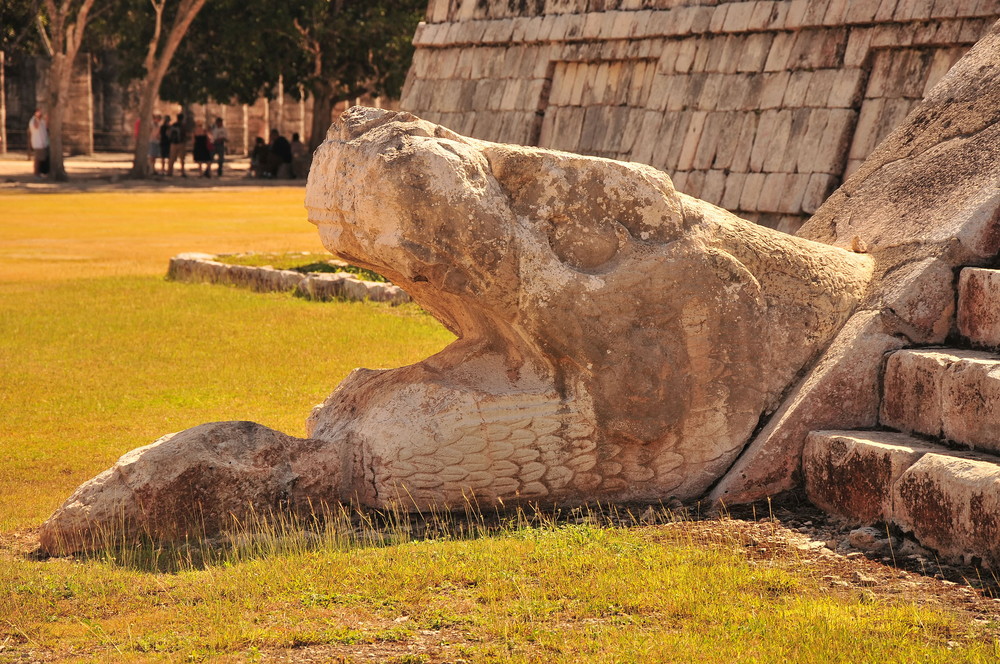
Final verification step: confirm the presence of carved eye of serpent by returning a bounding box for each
[545,213,623,271]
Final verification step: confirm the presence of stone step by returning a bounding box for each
[803,430,1000,567]
[958,267,1000,348]
[880,348,1000,455]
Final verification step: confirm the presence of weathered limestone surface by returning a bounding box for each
[40,16,1000,549]
[937,354,1000,454]
[803,430,945,525]
[297,273,411,304]
[39,422,344,555]
[881,348,1000,455]
[710,21,1000,505]
[40,107,874,551]
[893,452,1000,567]
[404,0,999,231]
[958,267,1000,348]
[299,107,870,509]
[168,254,306,294]
[710,310,906,506]
[804,430,1000,567]
[880,349,951,440]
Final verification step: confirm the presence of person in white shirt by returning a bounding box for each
[28,109,49,178]
[210,117,228,177]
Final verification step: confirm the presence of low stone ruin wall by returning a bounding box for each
[166,253,412,305]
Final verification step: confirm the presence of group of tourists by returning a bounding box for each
[143,113,309,180]
[247,129,310,179]
[28,106,310,181]
[147,113,228,178]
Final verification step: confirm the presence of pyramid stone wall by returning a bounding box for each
[401,0,999,232]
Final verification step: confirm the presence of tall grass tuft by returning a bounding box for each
[59,498,700,575]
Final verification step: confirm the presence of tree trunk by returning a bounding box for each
[46,54,69,181]
[41,0,96,182]
[1,51,8,155]
[129,0,208,179]
[308,82,335,153]
[129,81,157,178]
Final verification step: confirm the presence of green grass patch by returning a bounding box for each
[0,189,324,281]
[3,518,999,663]
[0,275,451,530]
[0,190,452,530]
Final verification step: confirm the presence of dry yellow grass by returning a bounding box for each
[0,189,453,529]
[0,189,325,281]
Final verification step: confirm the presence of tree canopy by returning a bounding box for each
[97,0,423,114]
[3,0,426,165]
[153,0,295,105]
[0,0,43,57]
[158,0,424,147]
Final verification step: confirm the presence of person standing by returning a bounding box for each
[248,137,268,178]
[158,115,171,175]
[192,123,213,178]
[267,129,292,178]
[28,109,49,178]
[167,113,188,177]
[210,117,228,177]
[290,132,310,179]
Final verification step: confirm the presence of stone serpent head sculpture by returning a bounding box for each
[303,107,873,508]
[39,107,873,553]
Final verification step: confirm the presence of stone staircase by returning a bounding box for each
[804,267,1000,568]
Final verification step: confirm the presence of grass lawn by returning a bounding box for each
[1,189,999,663]
[0,189,326,282]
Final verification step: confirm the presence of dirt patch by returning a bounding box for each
[261,626,473,664]
[720,499,1000,622]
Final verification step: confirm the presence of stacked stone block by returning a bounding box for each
[804,267,1000,568]
[403,0,999,232]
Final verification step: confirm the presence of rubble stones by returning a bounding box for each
[848,526,885,550]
